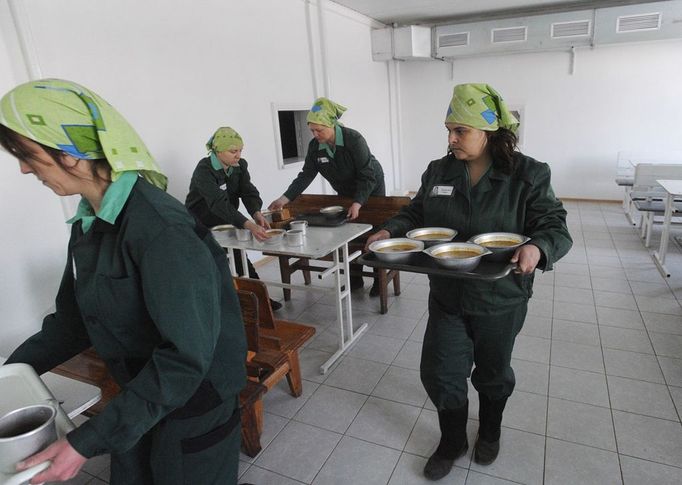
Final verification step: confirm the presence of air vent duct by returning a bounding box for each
[551,20,591,38]
[491,26,527,43]
[617,12,662,33]
[438,32,470,48]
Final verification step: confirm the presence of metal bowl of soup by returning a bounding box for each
[423,242,491,271]
[406,227,458,247]
[468,232,530,262]
[369,238,424,263]
[263,229,286,244]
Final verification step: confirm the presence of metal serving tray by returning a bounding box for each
[294,212,348,227]
[0,364,75,485]
[358,252,516,281]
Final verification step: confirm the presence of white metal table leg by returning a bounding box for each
[653,192,673,277]
[319,243,369,374]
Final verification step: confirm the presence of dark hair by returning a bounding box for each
[0,123,111,181]
[486,127,518,174]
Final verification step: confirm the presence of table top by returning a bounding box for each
[656,179,682,196]
[215,223,373,258]
[0,357,101,419]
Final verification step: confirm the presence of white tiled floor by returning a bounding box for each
[55,201,682,485]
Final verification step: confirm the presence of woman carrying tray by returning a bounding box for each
[366,83,571,480]
[0,80,246,484]
[268,97,385,293]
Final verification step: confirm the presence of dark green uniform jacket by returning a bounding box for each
[283,126,385,204]
[6,178,247,458]
[383,152,572,315]
[185,157,262,228]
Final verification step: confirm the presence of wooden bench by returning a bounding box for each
[270,194,411,314]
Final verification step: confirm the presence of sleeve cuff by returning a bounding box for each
[66,420,109,458]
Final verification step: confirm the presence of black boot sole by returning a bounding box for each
[424,440,468,481]
[473,436,499,465]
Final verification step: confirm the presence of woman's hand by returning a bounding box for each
[15,437,87,484]
[347,202,361,221]
[510,244,541,274]
[268,196,290,211]
[365,229,391,251]
[253,211,271,229]
[244,220,269,242]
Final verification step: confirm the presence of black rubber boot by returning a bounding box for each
[474,394,508,465]
[269,298,282,311]
[424,402,469,481]
[350,274,365,291]
[369,279,381,297]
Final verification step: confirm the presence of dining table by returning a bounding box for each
[652,179,682,277]
[216,222,373,374]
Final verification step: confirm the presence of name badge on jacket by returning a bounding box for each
[431,185,454,197]
[317,157,330,164]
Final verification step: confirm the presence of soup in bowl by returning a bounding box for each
[468,232,530,262]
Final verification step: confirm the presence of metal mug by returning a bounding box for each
[236,228,252,241]
[0,404,57,476]
[286,229,304,246]
[289,220,308,235]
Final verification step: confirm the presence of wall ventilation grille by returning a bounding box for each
[617,12,662,33]
[438,32,470,48]
[491,26,528,43]
[551,20,591,38]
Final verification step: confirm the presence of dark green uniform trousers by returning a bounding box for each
[109,397,240,485]
[420,292,528,410]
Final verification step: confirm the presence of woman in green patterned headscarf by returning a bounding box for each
[366,83,571,480]
[269,96,386,293]
[185,126,283,310]
[0,80,246,485]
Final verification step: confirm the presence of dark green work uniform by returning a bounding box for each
[6,178,247,485]
[383,152,571,410]
[185,156,262,278]
[283,125,386,203]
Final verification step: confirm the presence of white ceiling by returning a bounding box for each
[330,0,655,25]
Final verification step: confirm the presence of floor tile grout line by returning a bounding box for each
[611,211,682,425]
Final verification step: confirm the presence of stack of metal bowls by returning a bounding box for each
[368,238,424,263]
[211,224,236,244]
[423,242,491,271]
[468,232,530,262]
[406,227,457,247]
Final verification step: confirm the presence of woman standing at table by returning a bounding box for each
[269,97,386,292]
[185,126,281,310]
[366,83,571,480]
[0,79,246,485]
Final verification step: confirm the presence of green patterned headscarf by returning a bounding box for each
[0,79,167,190]
[306,97,347,127]
[445,83,519,133]
[206,127,243,153]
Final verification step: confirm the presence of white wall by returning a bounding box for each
[398,40,682,200]
[0,0,392,353]
[0,1,69,356]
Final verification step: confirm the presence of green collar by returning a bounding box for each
[209,152,239,177]
[67,171,138,233]
[320,125,344,158]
